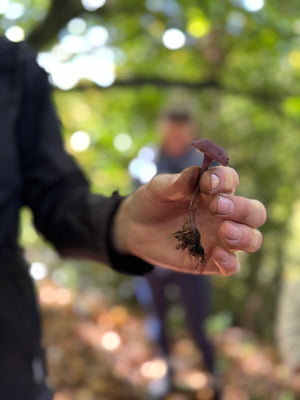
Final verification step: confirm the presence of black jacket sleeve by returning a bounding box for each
[15,42,153,275]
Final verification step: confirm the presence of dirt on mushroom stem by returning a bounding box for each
[173,219,205,269]
[172,180,205,270]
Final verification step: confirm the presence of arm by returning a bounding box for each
[16,42,153,275]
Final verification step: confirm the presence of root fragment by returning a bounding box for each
[172,219,205,268]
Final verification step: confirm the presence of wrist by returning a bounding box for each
[110,196,131,255]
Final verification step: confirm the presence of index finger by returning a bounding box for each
[200,166,239,195]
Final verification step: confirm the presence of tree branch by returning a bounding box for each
[26,0,147,51]
[71,78,221,91]
[60,77,287,102]
[27,0,84,50]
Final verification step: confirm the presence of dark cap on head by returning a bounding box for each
[161,109,193,123]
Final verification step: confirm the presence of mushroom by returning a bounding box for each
[173,139,229,269]
[189,139,229,226]
[191,138,229,172]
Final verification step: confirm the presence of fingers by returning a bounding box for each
[209,194,266,254]
[200,247,240,276]
[211,246,240,276]
[217,221,263,253]
[210,194,267,228]
[200,166,239,195]
[147,166,201,202]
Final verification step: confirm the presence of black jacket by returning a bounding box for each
[0,36,152,275]
[0,36,152,399]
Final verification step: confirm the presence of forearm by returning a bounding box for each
[30,172,153,275]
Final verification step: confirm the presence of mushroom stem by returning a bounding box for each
[201,154,213,173]
[188,154,212,230]
[189,187,199,230]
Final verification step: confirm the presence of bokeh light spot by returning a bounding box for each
[162,28,186,50]
[70,131,91,152]
[30,262,48,281]
[50,63,80,90]
[128,157,157,183]
[61,34,85,55]
[186,371,208,390]
[81,0,106,12]
[187,16,210,38]
[4,2,25,20]
[140,359,168,379]
[101,331,121,351]
[145,0,162,13]
[139,163,157,183]
[226,11,246,35]
[128,158,145,179]
[241,0,264,12]
[0,0,8,14]
[86,26,109,47]
[5,25,25,42]
[75,55,116,87]
[138,146,156,162]
[67,18,87,36]
[113,133,133,152]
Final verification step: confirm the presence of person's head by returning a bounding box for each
[158,109,197,157]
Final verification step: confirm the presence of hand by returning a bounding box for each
[112,166,266,275]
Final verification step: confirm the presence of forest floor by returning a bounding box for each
[38,279,300,400]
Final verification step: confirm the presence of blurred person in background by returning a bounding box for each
[0,36,266,400]
[132,110,219,399]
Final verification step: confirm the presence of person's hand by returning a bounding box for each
[112,166,266,275]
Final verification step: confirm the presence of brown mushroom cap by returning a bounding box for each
[191,138,229,166]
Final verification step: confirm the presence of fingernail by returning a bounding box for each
[210,174,220,191]
[217,196,234,215]
[228,223,241,241]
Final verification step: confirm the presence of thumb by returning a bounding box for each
[147,167,201,202]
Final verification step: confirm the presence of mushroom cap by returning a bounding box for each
[191,138,229,166]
